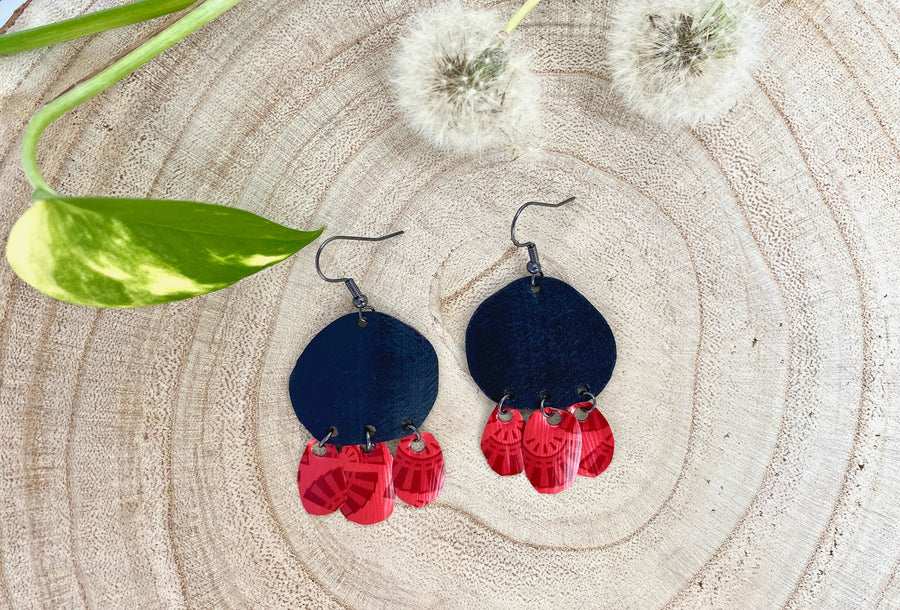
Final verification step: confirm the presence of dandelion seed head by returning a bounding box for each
[608,0,763,125]
[393,2,539,152]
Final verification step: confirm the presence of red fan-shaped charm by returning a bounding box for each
[393,432,445,507]
[340,443,395,525]
[480,405,525,476]
[522,408,583,494]
[567,402,615,477]
[298,439,347,515]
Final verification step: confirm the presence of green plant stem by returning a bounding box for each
[0,0,199,56]
[21,0,244,195]
[502,0,543,35]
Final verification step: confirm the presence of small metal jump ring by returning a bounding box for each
[402,421,422,443]
[402,420,427,453]
[539,396,562,425]
[364,426,375,452]
[497,393,513,415]
[539,396,551,418]
[317,426,338,448]
[578,388,597,413]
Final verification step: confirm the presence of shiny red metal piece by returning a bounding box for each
[480,405,525,476]
[522,407,582,494]
[340,443,395,525]
[297,439,346,515]
[393,432,445,507]
[567,402,615,477]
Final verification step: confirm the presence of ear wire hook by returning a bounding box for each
[510,197,575,289]
[315,231,404,326]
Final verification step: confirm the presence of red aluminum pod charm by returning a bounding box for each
[522,406,583,494]
[393,431,445,507]
[567,401,614,477]
[340,442,395,525]
[480,403,525,476]
[298,438,347,515]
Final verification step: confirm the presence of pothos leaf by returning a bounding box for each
[5,191,323,308]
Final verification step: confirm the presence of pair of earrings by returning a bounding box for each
[289,197,616,525]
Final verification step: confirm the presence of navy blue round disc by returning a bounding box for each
[465,276,616,410]
[289,311,438,446]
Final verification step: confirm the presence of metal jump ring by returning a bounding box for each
[497,393,513,415]
[402,421,422,443]
[364,426,375,452]
[579,389,597,413]
[317,426,338,448]
[539,396,562,425]
[539,396,551,418]
[402,420,427,453]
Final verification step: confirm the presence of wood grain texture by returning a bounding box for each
[1,0,899,607]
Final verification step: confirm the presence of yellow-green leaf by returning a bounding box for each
[5,193,323,308]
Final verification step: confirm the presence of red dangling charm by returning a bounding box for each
[567,398,614,477]
[480,398,525,476]
[298,434,347,515]
[393,429,445,507]
[522,404,583,494]
[340,441,395,525]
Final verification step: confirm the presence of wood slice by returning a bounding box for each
[1,0,899,607]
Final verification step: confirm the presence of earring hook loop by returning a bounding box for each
[509,197,575,287]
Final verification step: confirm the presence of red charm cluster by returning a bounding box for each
[297,433,445,525]
[480,401,614,494]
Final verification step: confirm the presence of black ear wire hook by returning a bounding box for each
[510,197,575,289]
[315,230,404,325]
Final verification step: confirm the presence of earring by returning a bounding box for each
[290,232,445,524]
[465,198,616,494]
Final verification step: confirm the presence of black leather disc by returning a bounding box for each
[465,276,616,410]
[290,311,438,446]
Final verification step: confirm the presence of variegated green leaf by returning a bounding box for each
[5,192,323,308]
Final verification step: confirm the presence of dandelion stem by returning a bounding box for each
[21,0,244,195]
[0,0,199,56]
[502,0,543,35]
